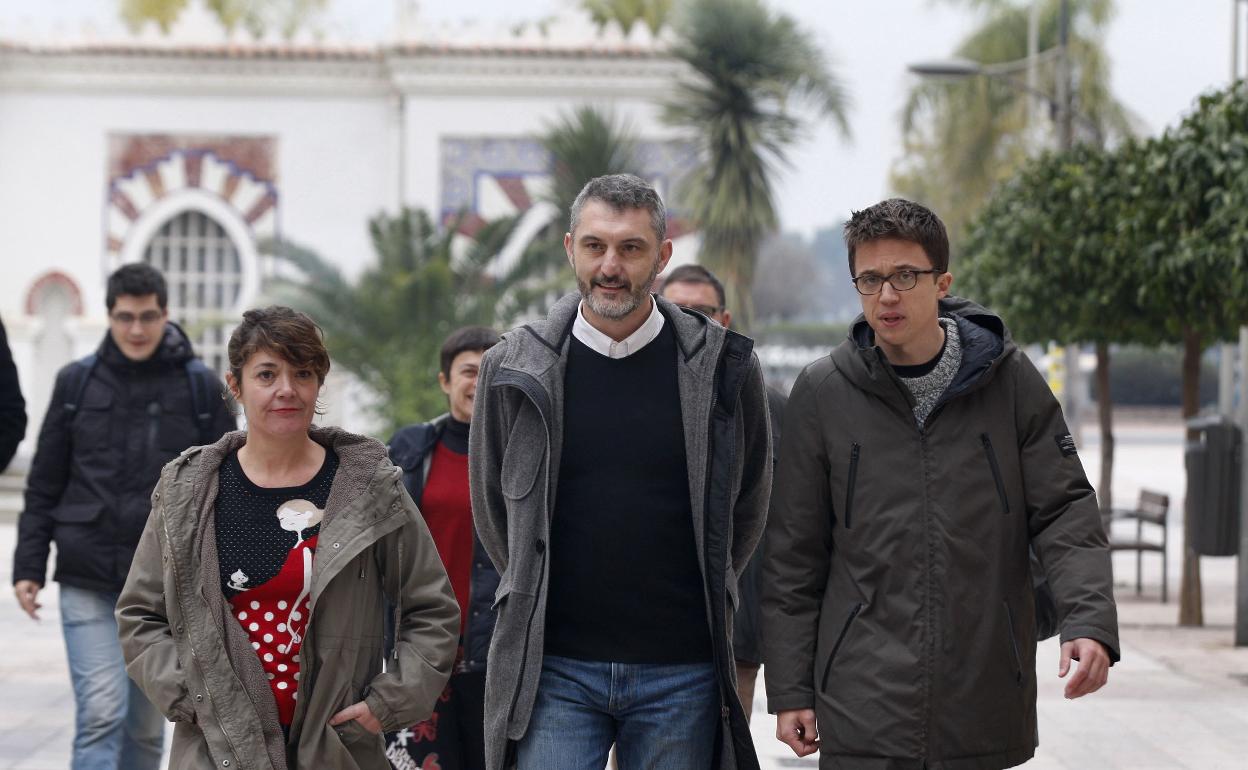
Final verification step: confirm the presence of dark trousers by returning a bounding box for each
[386,671,486,770]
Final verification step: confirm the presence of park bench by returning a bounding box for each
[1103,489,1170,603]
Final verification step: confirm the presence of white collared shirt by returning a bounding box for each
[572,296,665,359]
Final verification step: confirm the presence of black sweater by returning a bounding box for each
[544,324,712,663]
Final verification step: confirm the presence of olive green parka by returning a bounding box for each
[117,426,459,770]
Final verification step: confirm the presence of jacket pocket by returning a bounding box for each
[820,602,864,692]
[50,501,106,524]
[499,411,544,500]
[980,434,1010,515]
[843,443,861,529]
[1002,601,1023,686]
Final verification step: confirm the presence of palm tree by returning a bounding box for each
[266,209,527,433]
[664,0,850,331]
[892,0,1134,244]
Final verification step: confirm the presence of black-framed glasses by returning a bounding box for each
[851,269,940,296]
[680,304,724,317]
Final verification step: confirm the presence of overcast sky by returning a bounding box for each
[0,0,1235,238]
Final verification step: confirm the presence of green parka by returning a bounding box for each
[117,426,459,770]
[762,298,1119,770]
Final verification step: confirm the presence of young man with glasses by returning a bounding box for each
[762,198,1119,769]
[12,263,235,770]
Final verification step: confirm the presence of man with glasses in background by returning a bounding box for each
[660,264,785,725]
[13,263,235,770]
[762,198,1119,769]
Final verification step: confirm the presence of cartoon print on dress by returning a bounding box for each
[274,498,322,646]
[228,569,249,591]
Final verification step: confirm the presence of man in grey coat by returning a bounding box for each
[762,198,1118,770]
[470,174,773,770]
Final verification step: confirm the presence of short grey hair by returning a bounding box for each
[568,174,667,242]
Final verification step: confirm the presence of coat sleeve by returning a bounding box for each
[0,317,25,473]
[761,365,834,713]
[364,492,459,732]
[115,475,196,722]
[468,347,510,573]
[1013,356,1120,661]
[730,353,773,574]
[12,367,74,586]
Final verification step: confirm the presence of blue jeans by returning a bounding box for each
[60,585,165,770]
[516,655,719,770]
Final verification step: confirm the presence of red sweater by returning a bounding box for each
[420,440,473,634]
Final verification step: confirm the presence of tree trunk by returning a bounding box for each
[1178,325,1204,627]
[1095,341,1114,513]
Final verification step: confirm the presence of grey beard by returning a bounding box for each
[578,261,660,320]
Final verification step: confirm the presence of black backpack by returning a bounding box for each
[62,354,219,446]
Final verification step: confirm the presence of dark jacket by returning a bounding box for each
[389,413,500,673]
[117,426,459,770]
[12,323,235,593]
[470,292,773,770]
[732,386,786,666]
[0,316,25,472]
[762,297,1119,770]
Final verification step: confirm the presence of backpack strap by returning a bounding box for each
[62,354,99,417]
[184,359,217,445]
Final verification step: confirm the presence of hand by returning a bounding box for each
[14,580,42,621]
[1059,637,1110,699]
[776,708,820,757]
[329,701,382,735]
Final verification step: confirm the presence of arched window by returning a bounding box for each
[143,210,242,373]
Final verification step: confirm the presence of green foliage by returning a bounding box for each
[581,0,673,37]
[118,0,327,38]
[960,142,1151,346]
[893,0,1134,245]
[664,0,849,331]
[1136,82,1248,341]
[542,107,639,222]
[266,209,524,435]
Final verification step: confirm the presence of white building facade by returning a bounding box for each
[0,35,696,464]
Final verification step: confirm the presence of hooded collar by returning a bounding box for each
[837,296,1012,404]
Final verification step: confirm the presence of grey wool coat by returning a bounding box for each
[469,292,774,770]
[116,426,460,770]
[762,297,1119,770]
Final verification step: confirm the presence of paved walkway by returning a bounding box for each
[1,417,1246,768]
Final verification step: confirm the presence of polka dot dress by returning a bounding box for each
[215,448,338,725]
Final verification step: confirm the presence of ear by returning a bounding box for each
[656,239,674,275]
[564,232,575,268]
[937,272,953,299]
[720,309,732,329]
[224,371,242,402]
[438,370,452,396]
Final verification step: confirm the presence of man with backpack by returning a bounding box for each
[12,263,235,770]
[762,199,1119,769]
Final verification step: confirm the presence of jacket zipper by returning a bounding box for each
[820,602,863,692]
[980,434,1010,514]
[1003,601,1023,685]
[844,443,861,529]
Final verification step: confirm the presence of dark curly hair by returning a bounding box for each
[227,306,331,391]
[843,198,950,276]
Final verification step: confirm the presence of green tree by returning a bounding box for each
[580,0,674,37]
[960,142,1152,512]
[267,209,523,435]
[893,0,1134,245]
[1132,83,1248,625]
[664,0,850,331]
[119,0,327,39]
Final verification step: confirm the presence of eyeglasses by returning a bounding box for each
[681,304,724,317]
[851,269,940,296]
[110,310,164,326]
